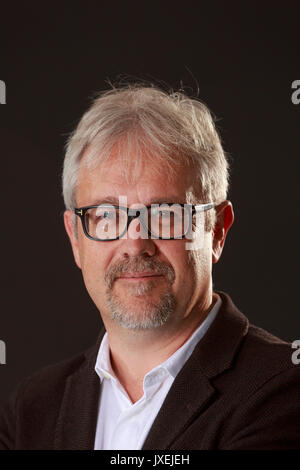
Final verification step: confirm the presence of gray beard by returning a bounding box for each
[104,255,177,330]
[106,283,177,330]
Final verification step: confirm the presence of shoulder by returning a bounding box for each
[20,350,88,398]
[244,321,294,363]
[1,338,101,420]
[241,318,296,370]
[239,320,299,392]
[20,336,101,399]
[0,338,102,449]
[223,303,299,402]
[211,292,299,395]
[220,324,300,449]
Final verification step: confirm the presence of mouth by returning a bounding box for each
[117,272,164,281]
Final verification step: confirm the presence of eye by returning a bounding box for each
[98,210,114,220]
[159,210,172,218]
[94,208,117,221]
[151,208,171,217]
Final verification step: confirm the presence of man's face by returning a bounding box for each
[64,153,224,332]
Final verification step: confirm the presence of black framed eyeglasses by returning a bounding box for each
[74,203,215,241]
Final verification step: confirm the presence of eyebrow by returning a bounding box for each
[91,197,122,205]
[147,198,184,205]
[90,197,185,206]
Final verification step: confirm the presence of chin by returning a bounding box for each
[107,290,177,331]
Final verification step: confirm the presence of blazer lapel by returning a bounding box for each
[142,361,216,450]
[142,291,249,449]
[54,332,105,450]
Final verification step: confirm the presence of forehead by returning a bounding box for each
[76,152,195,206]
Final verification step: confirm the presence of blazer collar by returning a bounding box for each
[54,291,248,450]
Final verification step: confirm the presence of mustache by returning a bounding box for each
[105,256,175,288]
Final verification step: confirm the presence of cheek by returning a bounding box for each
[173,241,212,288]
[188,235,213,286]
[189,250,211,278]
[79,244,112,293]
[161,242,198,286]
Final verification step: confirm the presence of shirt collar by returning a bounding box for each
[95,332,116,382]
[95,293,222,383]
[156,293,221,378]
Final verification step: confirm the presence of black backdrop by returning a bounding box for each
[0,2,299,407]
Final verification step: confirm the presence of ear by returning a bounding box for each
[212,201,234,264]
[63,210,82,269]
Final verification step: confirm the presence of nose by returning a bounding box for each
[119,215,156,257]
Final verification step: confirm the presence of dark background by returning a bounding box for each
[0,2,299,406]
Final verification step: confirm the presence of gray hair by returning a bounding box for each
[62,83,230,229]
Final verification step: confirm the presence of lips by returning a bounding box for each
[118,272,163,279]
[104,257,175,289]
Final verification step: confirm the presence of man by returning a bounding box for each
[0,83,299,450]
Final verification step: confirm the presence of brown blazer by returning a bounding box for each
[0,291,299,450]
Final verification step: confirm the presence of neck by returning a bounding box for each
[104,292,218,403]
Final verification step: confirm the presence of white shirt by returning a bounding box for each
[94,294,222,450]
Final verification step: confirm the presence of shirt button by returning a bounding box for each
[145,375,153,385]
[102,371,111,379]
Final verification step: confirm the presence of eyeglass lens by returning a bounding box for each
[83,205,192,240]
